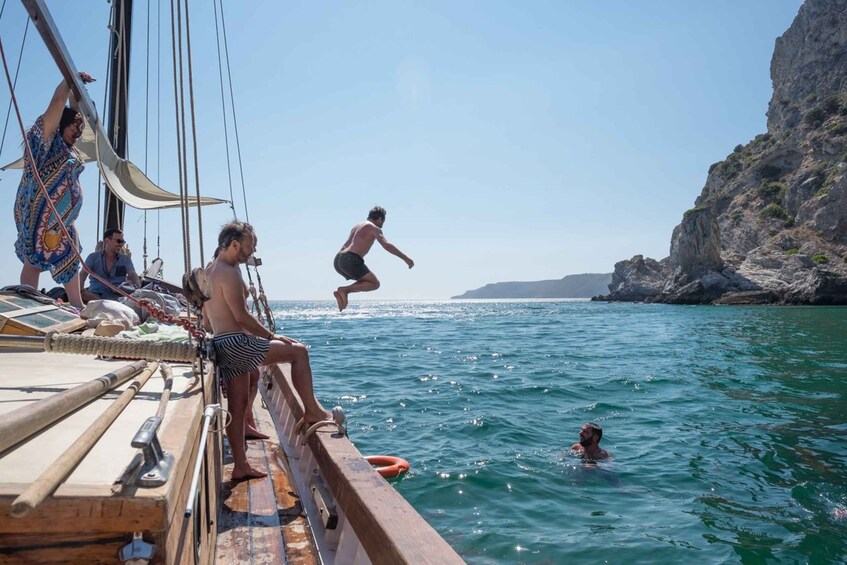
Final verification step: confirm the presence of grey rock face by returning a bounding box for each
[669,208,723,273]
[597,255,670,302]
[599,0,847,305]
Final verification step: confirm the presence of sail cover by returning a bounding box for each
[2,119,226,210]
[5,0,228,211]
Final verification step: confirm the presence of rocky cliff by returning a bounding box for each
[598,0,847,305]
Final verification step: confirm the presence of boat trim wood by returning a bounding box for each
[261,364,465,564]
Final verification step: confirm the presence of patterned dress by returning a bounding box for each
[14,115,84,284]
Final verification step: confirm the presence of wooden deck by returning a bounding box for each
[215,407,319,564]
[0,350,220,564]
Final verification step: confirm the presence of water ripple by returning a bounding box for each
[270,300,847,563]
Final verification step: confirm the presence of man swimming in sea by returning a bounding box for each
[332,206,414,311]
[571,422,611,461]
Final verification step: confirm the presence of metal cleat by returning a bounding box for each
[131,416,174,487]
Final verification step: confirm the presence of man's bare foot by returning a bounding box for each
[333,289,348,312]
[231,467,268,482]
[245,425,270,440]
[304,408,333,426]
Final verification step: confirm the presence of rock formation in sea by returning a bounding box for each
[597,0,847,305]
[453,273,611,299]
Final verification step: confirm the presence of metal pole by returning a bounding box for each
[184,404,219,517]
[104,0,133,231]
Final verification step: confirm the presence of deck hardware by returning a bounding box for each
[332,406,347,436]
[300,406,348,444]
[131,416,174,487]
[118,531,155,563]
[185,404,221,517]
[310,475,338,529]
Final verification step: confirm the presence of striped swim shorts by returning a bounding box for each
[212,332,270,383]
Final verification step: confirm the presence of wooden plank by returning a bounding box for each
[266,444,319,565]
[0,531,130,565]
[0,495,165,534]
[244,437,290,564]
[0,358,219,564]
[268,364,464,564]
[0,312,86,336]
[161,366,219,565]
[215,397,320,564]
[1,305,60,319]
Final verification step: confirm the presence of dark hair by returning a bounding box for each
[367,206,386,221]
[585,422,603,441]
[103,228,123,240]
[59,107,81,133]
[217,220,255,252]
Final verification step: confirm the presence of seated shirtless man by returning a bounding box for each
[333,206,414,311]
[206,220,329,481]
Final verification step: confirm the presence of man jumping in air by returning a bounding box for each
[332,206,414,311]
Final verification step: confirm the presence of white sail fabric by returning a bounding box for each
[1,117,227,210]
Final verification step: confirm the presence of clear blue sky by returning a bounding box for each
[0,1,804,300]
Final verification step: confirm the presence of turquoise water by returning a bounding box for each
[270,300,847,564]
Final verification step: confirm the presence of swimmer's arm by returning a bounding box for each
[220,268,273,338]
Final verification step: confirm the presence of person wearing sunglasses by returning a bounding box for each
[80,228,141,302]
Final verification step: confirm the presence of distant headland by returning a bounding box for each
[452,273,612,299]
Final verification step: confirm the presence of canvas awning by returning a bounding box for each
[5,0,228,211]
[2,118,227,210]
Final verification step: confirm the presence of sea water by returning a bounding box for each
[270,300,847,564]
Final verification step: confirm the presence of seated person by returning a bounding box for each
[80,228,141,302]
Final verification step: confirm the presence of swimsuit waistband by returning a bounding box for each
[213,331,249,340]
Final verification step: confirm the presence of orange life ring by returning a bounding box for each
[366,455,410,479]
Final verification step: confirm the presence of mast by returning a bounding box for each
[104,0,133,231]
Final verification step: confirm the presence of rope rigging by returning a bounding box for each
[0,35,207,345]
[0,16,27,160]
[143,0,151,272]
[2,0,274,349]
[212,0,274,334]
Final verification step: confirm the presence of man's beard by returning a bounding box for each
[579,437,593,448]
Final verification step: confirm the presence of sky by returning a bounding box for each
[0,0,805,300]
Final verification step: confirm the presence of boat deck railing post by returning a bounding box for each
[184,403,220,518]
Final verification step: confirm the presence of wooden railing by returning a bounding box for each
[261,364,465,565]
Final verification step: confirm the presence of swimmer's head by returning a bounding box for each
[579,422,603,447]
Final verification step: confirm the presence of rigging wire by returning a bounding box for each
[117,0,131,232]
[213,0,273,331]
[156,0,161,263]
[218,0,250,223]
[182,0,205,266]
[169,0,190,274]
[0,36,205,341]
[97,4,117,242]
[143,0,151,271]
[0,17,27,160]
[211,0,237,220]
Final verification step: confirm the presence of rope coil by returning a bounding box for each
[45,331,196,362]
